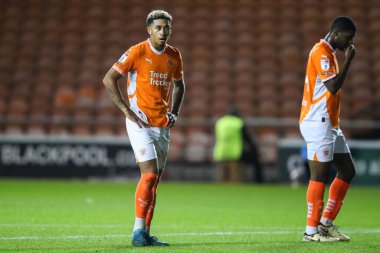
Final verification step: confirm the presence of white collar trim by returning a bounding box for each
[147,39,165,55]
[320,39,335,52]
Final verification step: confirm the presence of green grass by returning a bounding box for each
[0,180,379,252]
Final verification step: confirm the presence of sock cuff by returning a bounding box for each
[141,173,159,180]
[334,177,350,188]
[141,172,158,176]
[309,180,325,189]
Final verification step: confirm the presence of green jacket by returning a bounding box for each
[213,115,244,161]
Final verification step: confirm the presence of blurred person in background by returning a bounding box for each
[299,16,356,242]
[213,106,262,183]
[103,10,185,247]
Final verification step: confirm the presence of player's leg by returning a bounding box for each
[305,160,330,234]
[319,129,354,241]
[144,127,170,246]
[303,160,339,242]
[300,120,339,242]
[229,161,244,183]
[324,154,355,225]
[132,161,159,246]
[126,119,159,246]
[135,159,159,227]
[145,171,160,235]
[145,171,169,246]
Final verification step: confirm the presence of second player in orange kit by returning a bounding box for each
[299,16,357,242]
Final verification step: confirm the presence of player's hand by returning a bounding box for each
[345,44,356,62]
[124,109,149,128]
[166,112,178,128]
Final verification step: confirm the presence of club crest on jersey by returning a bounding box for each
[321,59,330,71]
[167,59,174,67]
[117,53,129,64]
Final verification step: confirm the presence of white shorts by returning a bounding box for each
[126,118,170,169]
[299,118,350,162]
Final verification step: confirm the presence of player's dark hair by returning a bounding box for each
[146,10,172,25]
[330,16,356,33]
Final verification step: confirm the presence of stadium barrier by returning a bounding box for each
[1,123,379,184]
[278,139,380,186]
[0,135,138,178]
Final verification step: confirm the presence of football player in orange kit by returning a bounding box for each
[103,10,185,247]
[299,16,356,242]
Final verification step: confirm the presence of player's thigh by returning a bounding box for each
[333,153,355,171]
[138,159,159,174]
[333,153,356,182]
[308,160,332,182]
[331,128,355,181]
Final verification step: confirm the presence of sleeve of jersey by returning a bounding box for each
[312,48,336,83]
[112,47,138,76]
[172,51,184,81]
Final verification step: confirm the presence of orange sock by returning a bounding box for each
[146,178,159,229]
[307,180,325,227]
[322,177,350,221]
[135,173,158,218]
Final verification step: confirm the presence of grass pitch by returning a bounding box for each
[0,179,379,253]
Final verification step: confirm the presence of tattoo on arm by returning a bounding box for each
[171,80,185,115]
[105,85,127,112]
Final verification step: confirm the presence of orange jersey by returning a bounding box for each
[113,39,183,127]
[299,40,341,128]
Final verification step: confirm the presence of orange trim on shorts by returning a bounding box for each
[313,152,319,161]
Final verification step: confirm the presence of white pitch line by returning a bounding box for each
[1,224,380,232]
[0,231,291,241]
[1,229,380,241]
[0,224,298,229]
[0,224,126,228]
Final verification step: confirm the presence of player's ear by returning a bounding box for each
[334,30,340,39]
[147,27,152,35]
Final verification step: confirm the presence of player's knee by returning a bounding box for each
[346,167,356,181]
[310,169,329,182]
[338,167,355,183]
[310,174,328,183]
[351,166,356,178]
[144,174,159,188]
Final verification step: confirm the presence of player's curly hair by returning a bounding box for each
[330,16,356,33]
[146,10,173,25]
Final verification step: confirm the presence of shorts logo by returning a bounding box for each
[321,59,330,71]
[323,147,330,156]
[140,148,146,156]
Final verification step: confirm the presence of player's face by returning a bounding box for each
[334,30,355,51]
[147,19,172,50]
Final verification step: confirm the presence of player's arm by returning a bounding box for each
[102,68,148,128]
[324,44,356,94]
[171,78,185,115]
[167,78,185,128]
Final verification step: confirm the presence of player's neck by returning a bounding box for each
[148,38,165,52]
